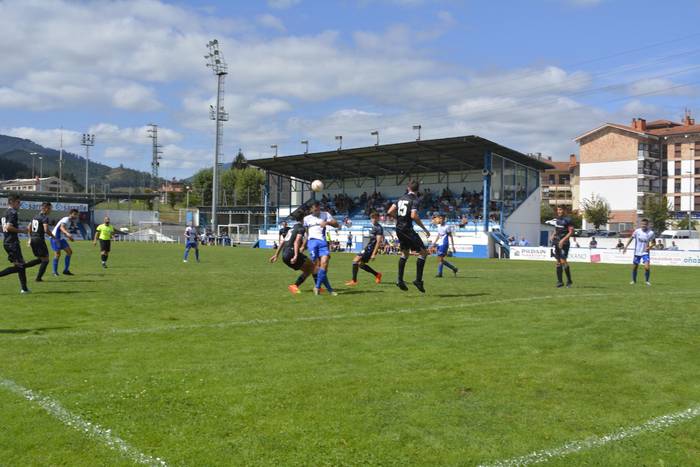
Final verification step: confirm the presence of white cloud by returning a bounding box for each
[268,0,301,9]
[112,84,162,111]
[257,14,286,32]
[627,78,696,97]
[0,127,81,150]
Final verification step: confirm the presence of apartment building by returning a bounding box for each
[575,113,700,231]
[541,154,580,211]
[0,176,74,193]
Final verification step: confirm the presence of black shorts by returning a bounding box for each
[30,239,49,258]
[553,241,570,260]
[99,240,111,252]
[396,229,425,252]
[359,244,375,263]
[4,242,24,264]
[282,250,307,271]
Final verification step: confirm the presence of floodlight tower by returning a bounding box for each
[205,39,229,233]
[147,124,163,190]
[81,133,95,194]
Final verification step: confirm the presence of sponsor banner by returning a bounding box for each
[0,198,88,212]
[510,247,700,267]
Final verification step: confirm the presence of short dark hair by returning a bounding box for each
[69,209,79,214]
[8,194,20,202]
[42,202,52,208]
[369,210,379,218]
[408,180,420,193]
[641,218,649,223]
[311,201,321,208]
[291,210,304,222]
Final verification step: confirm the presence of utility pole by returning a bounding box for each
[205,39,229,234]
[147,124,163,191]
[81,133,95,194]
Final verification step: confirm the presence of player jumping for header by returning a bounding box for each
[346,210,383,286]
[269,211,316,295]
[387,180,431,293]
[50,208,79,276]
[304,201,339,296]
[432,213,458,278]
[623,217,655,286]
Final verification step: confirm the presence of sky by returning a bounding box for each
[1,0,699,179]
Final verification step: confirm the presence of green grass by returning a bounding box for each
[0,243,698,466]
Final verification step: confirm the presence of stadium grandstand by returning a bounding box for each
[252,135,553,258]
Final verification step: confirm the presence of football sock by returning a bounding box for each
[18,266,28,291]
[316,268,326,289]
[37,261,48,280]
[0,265,20,277]
[52,258,59,274]
[416,256,425,282]
[437,262,444,276]
[352,262,359,281]
[63,255,71,272]
[632,267,638,283]
[294,274,306,286]
[644,269,650,282]
[195,249,199,261]
[444,261,457,272]
[101,254,107,263]
[24,258,42,268]
[360,264,378,276]
[184,247,190,260]
[398,256,407,282]
[564,265,572,283]
[322,274,333,293]
[556,264,563,283]
[312,273,318,284]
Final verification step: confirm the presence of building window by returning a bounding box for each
[559,174,570,185]
[675,180,682,192]
[695,195,700,208]
[675,143,682,159]
[675,161,682,176]
[674,196,681,211]
[548,174,555,185]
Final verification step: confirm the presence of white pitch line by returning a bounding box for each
[478,405,700,467]
[0,378,168,467]
[9,290,700,341]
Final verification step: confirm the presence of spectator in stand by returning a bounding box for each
[518,237,530,246]
[669,241,679,251]
[589,237,598,249]
[615,239,624,251]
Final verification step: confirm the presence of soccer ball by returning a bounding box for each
[311,180,324,192]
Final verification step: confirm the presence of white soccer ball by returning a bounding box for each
[311,180,324,192]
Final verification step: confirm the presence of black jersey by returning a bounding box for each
[30,213,50,241]
[553,216,573,242]
[1,207,20,245]
[282,223,305,255]
[366,223,384,250]
[395,192,418,232]
[279,226,291,239]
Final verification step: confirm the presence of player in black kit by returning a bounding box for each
[28,202,55,282]
[269,211,315,295]
[387,180,431,293]
[346,210,384,286]
[278,221,290,245]
[550,205,574,288]
[1,195,31,293]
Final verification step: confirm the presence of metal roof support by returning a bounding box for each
[482,149,492,233]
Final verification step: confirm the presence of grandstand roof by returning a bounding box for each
[251,135,554,181]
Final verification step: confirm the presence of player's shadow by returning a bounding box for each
[0,326,71,335]
[434,292,490,298]
[40,290,95,294]
[340,290,385,295]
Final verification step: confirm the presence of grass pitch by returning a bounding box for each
[0,242,698,466]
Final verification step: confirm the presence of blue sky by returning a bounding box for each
[1,0,699,179]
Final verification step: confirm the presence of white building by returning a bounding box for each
[0,177,74,193]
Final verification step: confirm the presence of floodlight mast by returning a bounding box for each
[205,39,229,234]
[81,133,95,194]
[147,124,163,190]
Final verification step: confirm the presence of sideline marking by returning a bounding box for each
[8,290,700,341]
[479,405,700,467]
[0,378,168,466]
